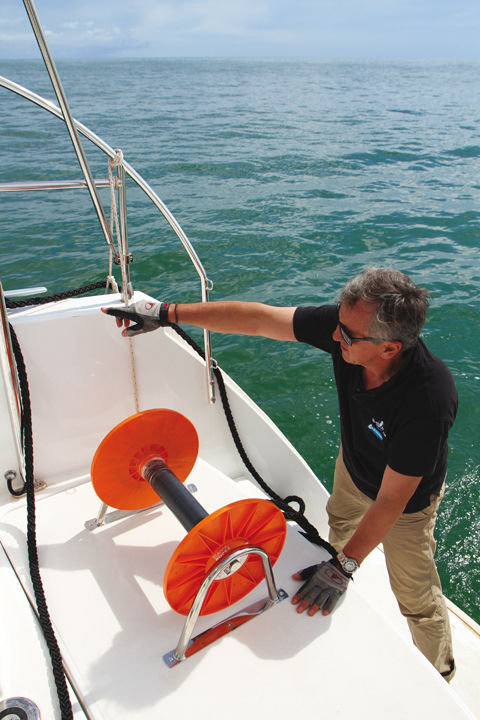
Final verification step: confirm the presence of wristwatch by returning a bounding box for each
[336,551,360,574]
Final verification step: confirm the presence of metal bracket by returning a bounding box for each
[84,483,199,530]
[164,545,287,667]
[4,470,47,495]
[113,253,133,266]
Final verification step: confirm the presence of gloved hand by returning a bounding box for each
[102,300,171,337]
[292,559,351,616]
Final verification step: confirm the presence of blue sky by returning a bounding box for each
[1,0,479,59]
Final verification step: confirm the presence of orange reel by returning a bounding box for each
[91,408,198,511]
[91,409,287,616]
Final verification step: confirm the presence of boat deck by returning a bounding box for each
[1,457,476,720]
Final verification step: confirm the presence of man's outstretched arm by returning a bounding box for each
[103,299,297,342]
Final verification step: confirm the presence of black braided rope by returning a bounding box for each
[170,323,336,558]
[5,281,106,308]
[9,325,73,720]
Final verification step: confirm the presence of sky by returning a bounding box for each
[1,0,479,60]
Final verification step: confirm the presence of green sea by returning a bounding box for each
[1,58,479,622]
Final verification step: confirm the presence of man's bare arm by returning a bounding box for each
[169,301,297,341]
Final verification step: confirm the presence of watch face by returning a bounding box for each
[338,553,358,573]
[344,559,357,573]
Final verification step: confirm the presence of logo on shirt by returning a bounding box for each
[368,418,386,441]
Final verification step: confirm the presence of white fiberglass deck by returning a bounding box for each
[0,457,475,720]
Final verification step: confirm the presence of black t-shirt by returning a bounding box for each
[293,304,458,512]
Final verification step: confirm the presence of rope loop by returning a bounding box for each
[283,495,306,515]
[108,149,124,188]
[109,148,124,168]
[106,275,120,293]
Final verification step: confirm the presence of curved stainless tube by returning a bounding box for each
[0,75,216,402]
[171,546,281,663]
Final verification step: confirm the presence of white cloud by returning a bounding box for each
[86,25,121,43]
[0,31,33,43]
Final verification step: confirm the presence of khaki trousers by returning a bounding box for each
[326,451,455,680]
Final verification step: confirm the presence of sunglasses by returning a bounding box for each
[336,306,390,346]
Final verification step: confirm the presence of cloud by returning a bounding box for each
[0,14,30,44]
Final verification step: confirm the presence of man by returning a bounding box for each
[103,267,457,681]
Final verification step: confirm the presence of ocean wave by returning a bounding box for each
[443,145,480,159]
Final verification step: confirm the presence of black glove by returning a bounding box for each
[104,300,171,336]
[293,559,351,616]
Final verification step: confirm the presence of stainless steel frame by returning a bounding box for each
[164,546,287,667]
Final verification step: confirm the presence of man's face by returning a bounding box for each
[332,300,387,367]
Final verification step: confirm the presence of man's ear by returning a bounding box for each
[381,340,403,359]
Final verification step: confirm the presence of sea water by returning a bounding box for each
[1,58,479,621]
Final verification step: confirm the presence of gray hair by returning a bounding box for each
[339,268,430,349]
